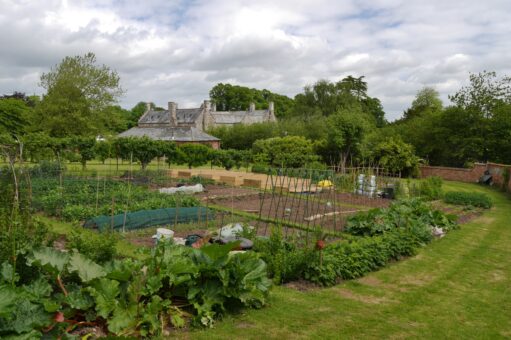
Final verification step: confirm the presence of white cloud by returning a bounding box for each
[1,0,511,120]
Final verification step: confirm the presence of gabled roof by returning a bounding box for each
[138,108,202,125]
[118,126,219,142]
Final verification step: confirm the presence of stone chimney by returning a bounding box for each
[249,102,255,112]
[211,102,216,112]
[268,101,275,120]
[168,102,177,127]
[203,100,211,111]
[145,102,151,112]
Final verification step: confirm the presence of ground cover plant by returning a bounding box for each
[0,240,271,338]
[251,199,457,287]
[29,176,200,222]
[443,191,493,209]
[190,181,511,339]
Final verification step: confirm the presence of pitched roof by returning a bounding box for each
[138,108,202,125]
[118,126,219,142]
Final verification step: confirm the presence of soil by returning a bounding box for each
[209,191,377,232]
[283,279,320,292]
[456,210,483,224]
[197,185,259,200]
[53,235,67,251]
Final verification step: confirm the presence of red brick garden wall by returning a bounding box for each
[420,163,511,191]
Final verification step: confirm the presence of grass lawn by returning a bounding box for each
[188,181,511,339]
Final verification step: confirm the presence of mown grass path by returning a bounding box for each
[189,182,511,339]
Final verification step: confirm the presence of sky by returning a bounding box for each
[1,0,510,120]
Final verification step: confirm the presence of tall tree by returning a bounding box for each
[0,98,29,135]
[36,52,124,137]
[319,108,370,167]
[292,76,386,125]
[209,83,294,118]
[449,71,511,162]
[449,71,511,118]
[411,87,443,112]
[403,87,443,120]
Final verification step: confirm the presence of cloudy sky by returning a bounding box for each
[1,0,510,120]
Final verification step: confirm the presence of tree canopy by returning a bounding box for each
[209,83,294,118]
[35,52,124,137]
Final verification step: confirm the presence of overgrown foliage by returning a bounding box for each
[67,230,117,263]
[345,199,457,237]
[371,138,419,176]
[253,227,311,284]
[443,191,493,209]
[29,176,200,222]
[35,52,124,137]
[304,199,457,286]
[0,241,271,338]
[252,136,318,168]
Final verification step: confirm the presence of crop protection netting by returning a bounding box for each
[83,207,214,232]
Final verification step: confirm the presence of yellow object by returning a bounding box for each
[318,180,333,188]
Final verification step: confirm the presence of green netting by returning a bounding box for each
[83,207,214,232]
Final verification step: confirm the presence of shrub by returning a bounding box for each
[418,176,443,200]
[443,191,493,209]
[62,205,95,221]
[29,160,66,177]
[253,227,311,284]
[251,163,269,174]
[67,230,117,263]
[371,137,420,177]
[345,199,457,237]
[252,136,318,168]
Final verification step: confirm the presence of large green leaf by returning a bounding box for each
[0,285,18,317]
[28,247,69,273]
[2,329,43,340]
[68,252,106,282]
[66,289,94,310]
[87,278,120,318]
[104,259,138,281]
[198,241,241,262]
[107,304,138,335]
[139,295,163,336]
[23,278,52,299]
[9,300,52,334]
[1,262,19,284]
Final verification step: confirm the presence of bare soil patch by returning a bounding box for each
[283,279,320,292]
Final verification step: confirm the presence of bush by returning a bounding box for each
[29,160,66,177]
[67,229,117,263]
[62,205,95,221]
[251,163,270,174]
[253,227,311,284]
[345,199,457,237]
[418,176,443,200]
[443,191,493,209]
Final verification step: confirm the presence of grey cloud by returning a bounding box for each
[1,0,511,120]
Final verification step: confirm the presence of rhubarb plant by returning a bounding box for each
[0,241,271,338]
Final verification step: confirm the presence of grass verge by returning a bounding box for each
[188,181,511,339]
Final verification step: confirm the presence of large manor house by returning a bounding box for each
[119,99,277,149]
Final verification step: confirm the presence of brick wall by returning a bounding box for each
[420,163,511,191]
